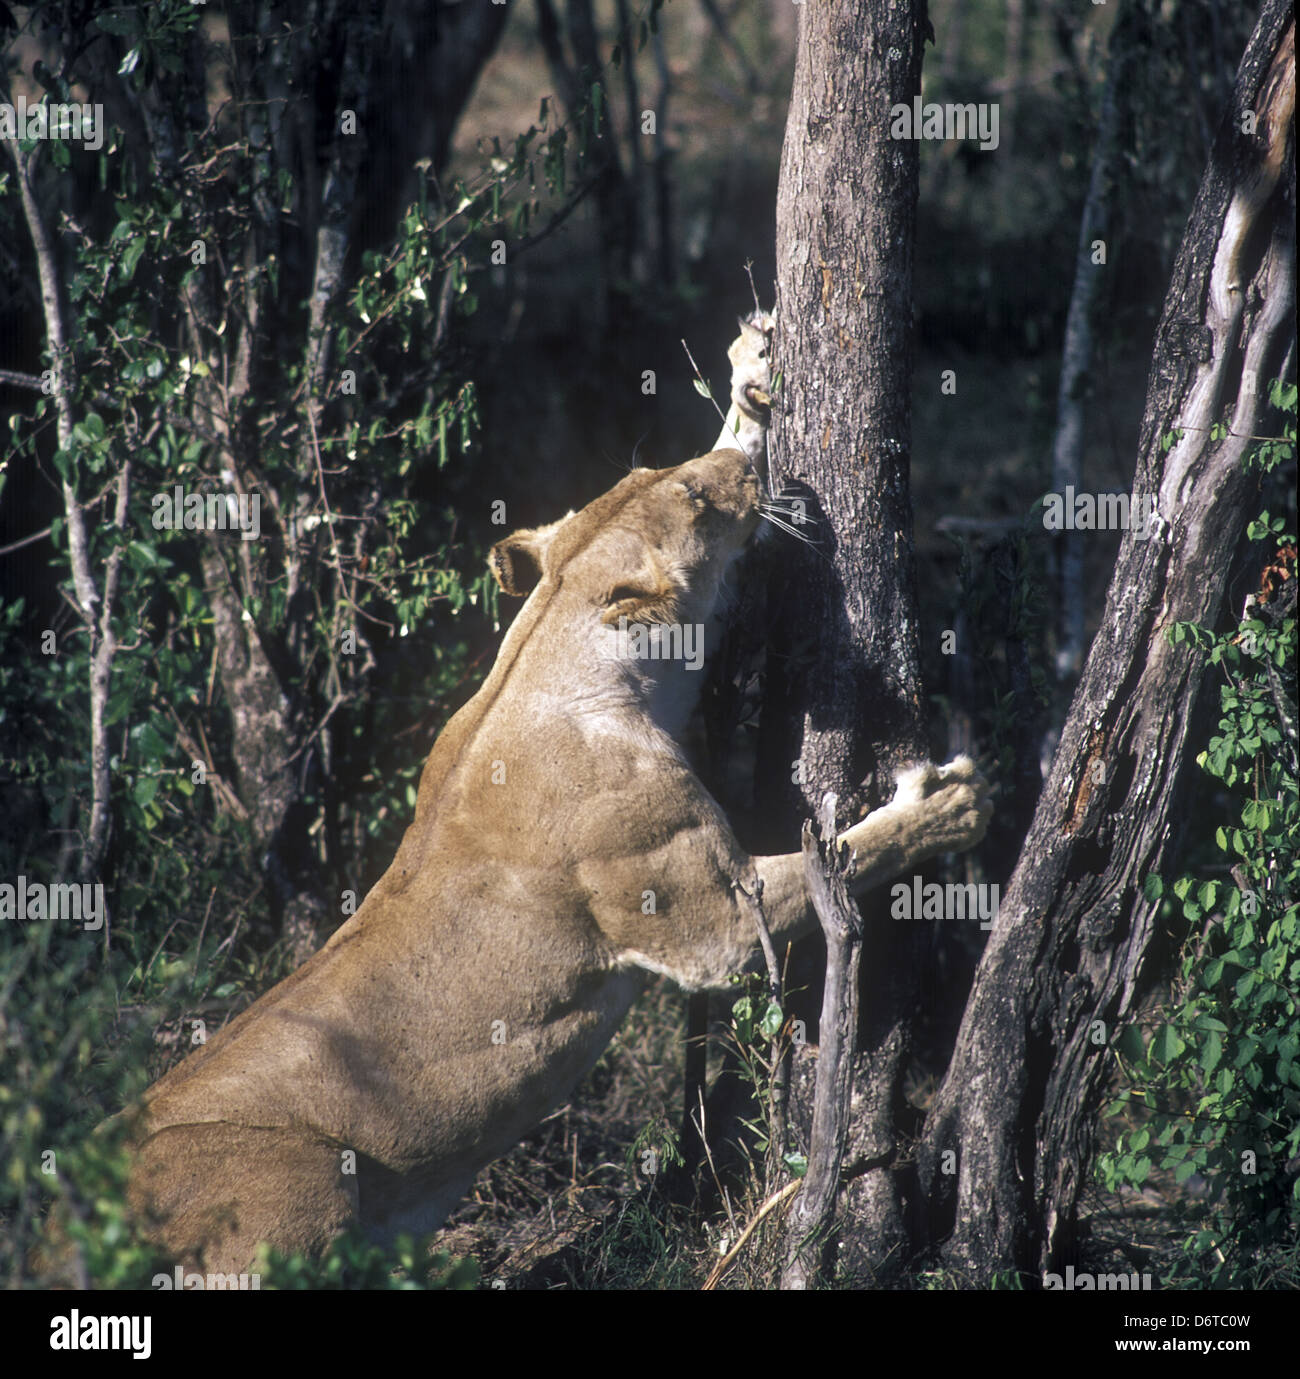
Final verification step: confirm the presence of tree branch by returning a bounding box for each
[781,795,862,1290]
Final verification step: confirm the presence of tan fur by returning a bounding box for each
[105,444,990,1275]
[713,310,775,480]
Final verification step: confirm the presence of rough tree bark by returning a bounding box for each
[917,0,1295,1283]
[766,0,930,1282]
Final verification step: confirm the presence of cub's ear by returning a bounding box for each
[489,516,570,597]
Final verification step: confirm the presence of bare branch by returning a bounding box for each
[781,795,862,1290]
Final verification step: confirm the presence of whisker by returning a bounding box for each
[760,496,807,516]
[759,510,818,546]
[629,427,652,469]
[760,499,815,526]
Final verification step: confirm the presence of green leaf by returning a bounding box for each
[1148,1024,1185,1065]
[129,720,169,763]
[126,540,169,571]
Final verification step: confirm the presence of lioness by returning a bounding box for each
[108,336,989,1276]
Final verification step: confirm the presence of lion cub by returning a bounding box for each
[111,335,989,1278]
[713,309,775,478]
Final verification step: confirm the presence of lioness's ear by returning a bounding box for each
[489,516,570,597]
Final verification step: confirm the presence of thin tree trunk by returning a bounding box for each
[918,1,1295,1282]
[696,0,759,93]
[428,0,514,175]
[1051,1,1137,685]
[11,140,119,895]
[768,0,929,1283]
[1000,0,1025,161]
[651,29,675,287]
[536,0,636,328]
[613,0,645,283]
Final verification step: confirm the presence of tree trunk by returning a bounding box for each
[768,0,930,1282]
[9,138,127,917]
[917,0,1296,1283]
[1049,1,1137,686]
[535,0,637,328]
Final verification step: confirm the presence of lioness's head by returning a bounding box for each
[489,448,761,630]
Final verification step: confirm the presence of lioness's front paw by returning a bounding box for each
[891,755,992,853]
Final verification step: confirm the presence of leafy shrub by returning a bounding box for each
[1099,380,1298,1287]
[256,1231,479,1291]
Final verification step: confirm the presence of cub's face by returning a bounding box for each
[728,312,775,422]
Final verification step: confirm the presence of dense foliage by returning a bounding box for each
[1099,381,1299,1287]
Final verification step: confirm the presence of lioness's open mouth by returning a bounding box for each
[745,384,771,411]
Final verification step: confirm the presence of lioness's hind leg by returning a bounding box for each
[133,1123,359,1275]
